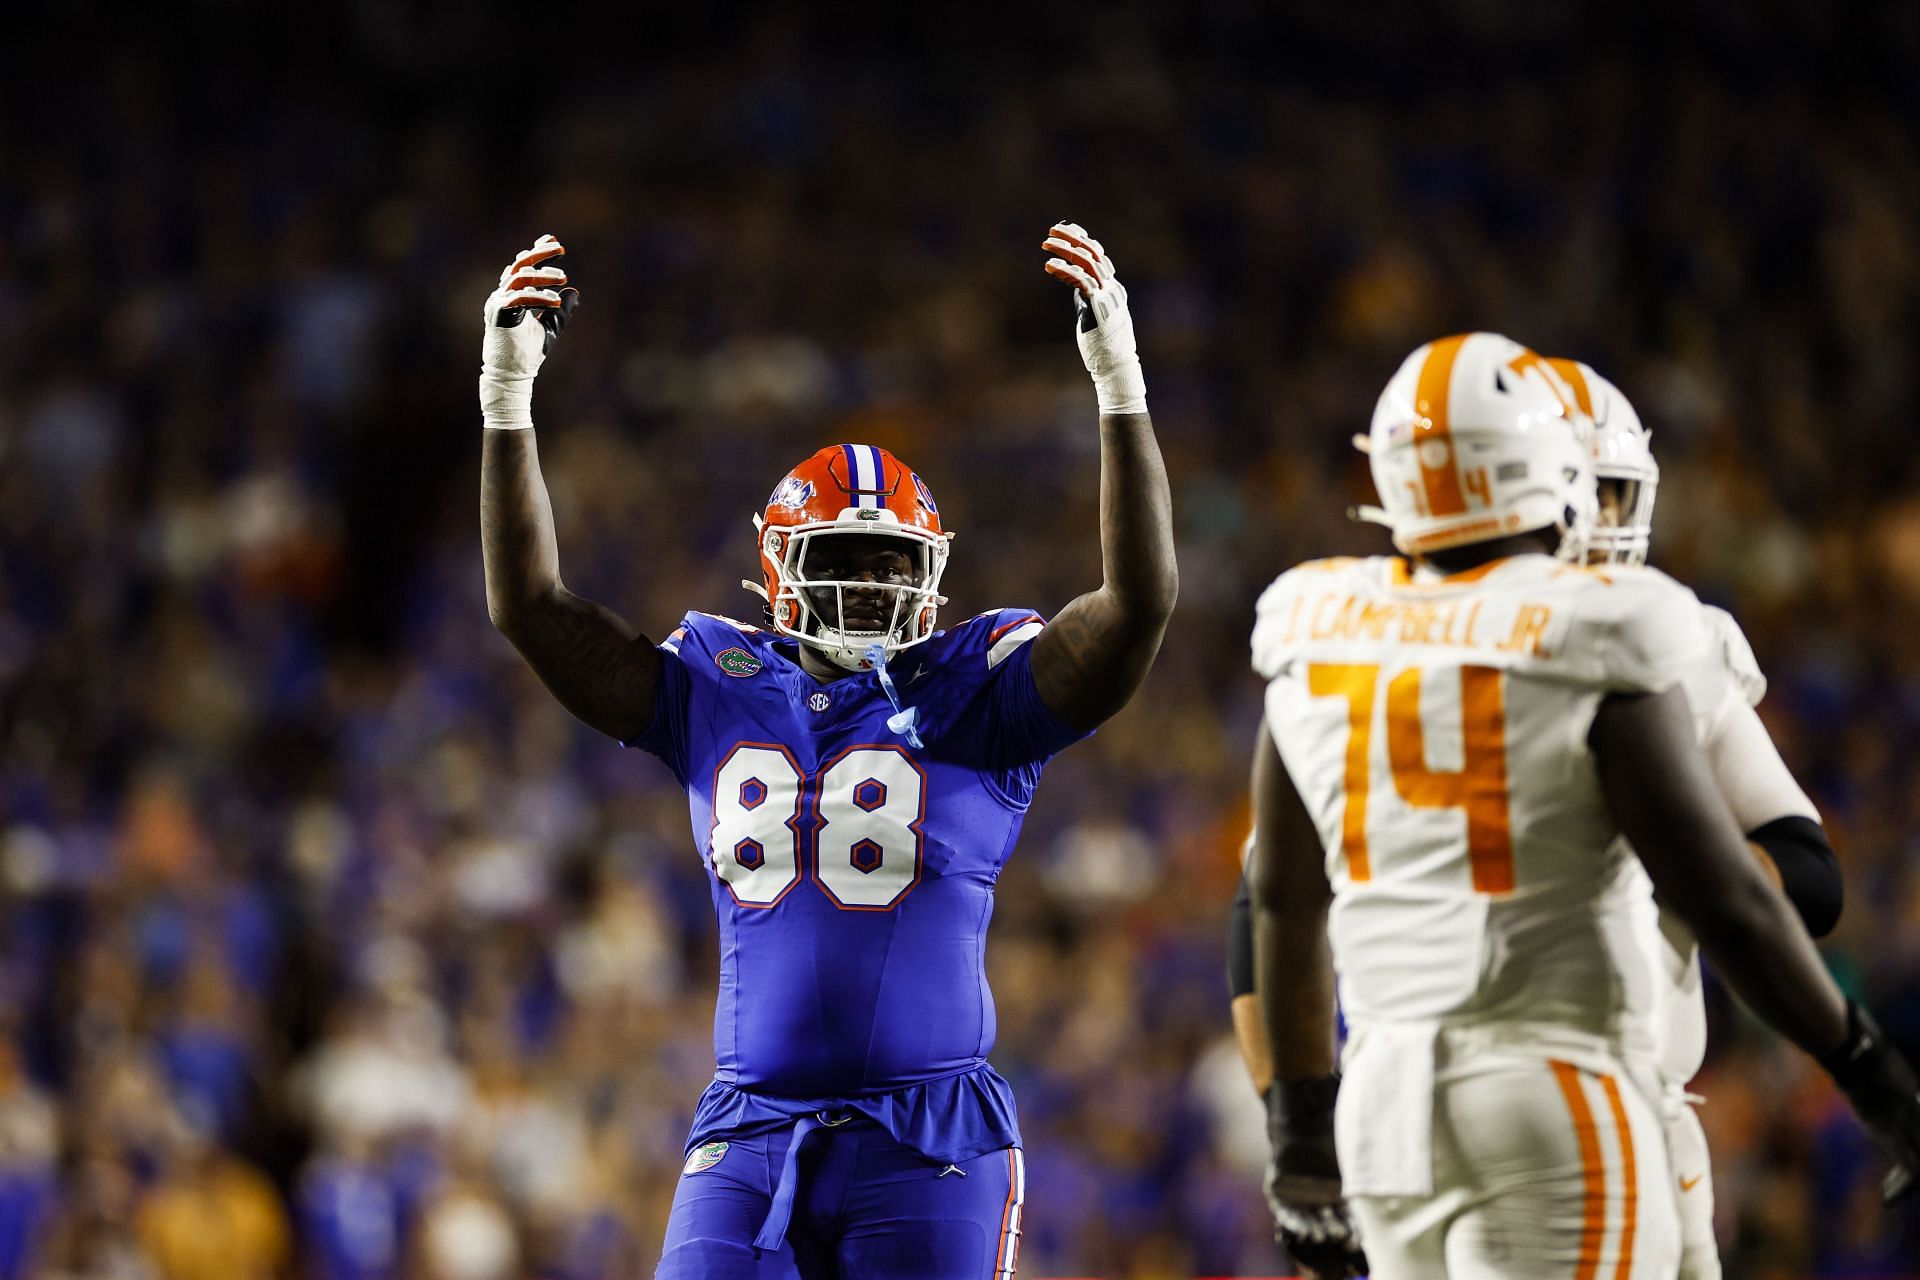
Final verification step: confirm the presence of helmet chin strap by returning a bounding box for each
[865,644,925,748]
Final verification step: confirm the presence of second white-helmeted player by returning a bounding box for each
[1245,331,1920,1280]
[1546,358,1843,1280]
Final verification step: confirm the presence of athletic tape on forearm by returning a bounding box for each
[480,369,534,430]
[1094,360,1148,416]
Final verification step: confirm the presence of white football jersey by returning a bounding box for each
[1638,604,1817,1086]
[1251,553,1713,1064]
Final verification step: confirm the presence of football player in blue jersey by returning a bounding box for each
[477,225,1175,1279]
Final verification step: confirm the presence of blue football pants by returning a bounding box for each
[655,1115,1024,1280]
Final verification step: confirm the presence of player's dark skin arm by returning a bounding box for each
[1591,686,1847,1057]
[1248,718,1339,1082]
[1031,412,1178,731]
[482,429,662,741]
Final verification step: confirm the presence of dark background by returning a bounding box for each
[4,2,1920,1275]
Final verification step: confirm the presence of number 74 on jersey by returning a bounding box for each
[1306,662,1516,894]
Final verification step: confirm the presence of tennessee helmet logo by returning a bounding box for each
[769,476,816,510]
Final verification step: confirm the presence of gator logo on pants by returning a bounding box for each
[684,1141,730,1174]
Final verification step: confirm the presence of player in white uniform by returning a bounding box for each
[1245,332,1920,1279]
[1221,360,1846,1275]
[1549,359,1843,1280]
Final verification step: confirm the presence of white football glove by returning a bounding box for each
[1042,222,1147,416]
[479,234,579,430]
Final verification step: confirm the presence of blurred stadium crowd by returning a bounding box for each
[4,2,1920,1277]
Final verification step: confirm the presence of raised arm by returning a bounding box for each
[1031,224,1178,731]
[479,236,661,743]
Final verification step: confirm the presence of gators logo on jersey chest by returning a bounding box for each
[715,647,763,678]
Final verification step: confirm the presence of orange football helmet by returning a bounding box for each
[748,444,952,670]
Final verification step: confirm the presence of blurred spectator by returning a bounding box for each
[0,1040,57,1279]
[134,1118,289,1280]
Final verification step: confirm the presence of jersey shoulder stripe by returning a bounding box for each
[934,609,1049,672]
[986,615,1046,669]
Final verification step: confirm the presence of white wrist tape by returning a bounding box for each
[480,368,535,430]
[479,236,570,431]
[1093,360,1148,416]
[1044,224,1148,418]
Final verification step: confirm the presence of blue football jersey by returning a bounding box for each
[627,607,1087,1161]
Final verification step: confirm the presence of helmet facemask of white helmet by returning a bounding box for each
[1537,359,1659,568]
[760,519,950,672]
[1584,379,1658,566]
[1356,333,1598,565]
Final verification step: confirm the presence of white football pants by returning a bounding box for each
[1350,1053,1680,1278]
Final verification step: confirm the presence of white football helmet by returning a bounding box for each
[1358,333,1596,560]
[1546,358,1658,566]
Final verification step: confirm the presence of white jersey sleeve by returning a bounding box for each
[1677,604,1813,831]
[1705,700,1818,831]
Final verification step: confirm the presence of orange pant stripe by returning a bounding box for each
[1599,1074,1638,1280]
[1549,1059,1606,1280]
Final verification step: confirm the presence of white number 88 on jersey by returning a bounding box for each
[709,743,927,910]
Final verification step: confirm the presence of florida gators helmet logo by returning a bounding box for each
[912,472,939,515]
[745,445,953,672]
[769,476,816,510]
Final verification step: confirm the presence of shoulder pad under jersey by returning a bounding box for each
[661,611,775,661]
[1560,564,1713,694]
[1699,605,1765,707]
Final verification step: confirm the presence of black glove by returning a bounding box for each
[487,234,581,355]
[1265,1075,1369,1280]
[494,278,580,354]
[1819,1000,1920,1204]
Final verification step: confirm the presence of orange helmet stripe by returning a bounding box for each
[1413,334,1469,518]
[1545,357,1595,417]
